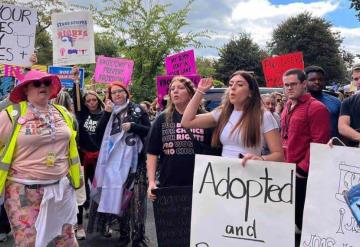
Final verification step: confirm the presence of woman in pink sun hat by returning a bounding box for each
[0,69,82,246]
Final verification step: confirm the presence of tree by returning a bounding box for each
[214,33,268,86]
[88,0,209,102]
[351,0,360,21]
[268,12,346,83]
[196,57,216,77]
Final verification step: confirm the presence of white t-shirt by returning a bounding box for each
[211,109,278,158]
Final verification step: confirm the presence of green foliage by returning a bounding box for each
[88,0,209,102]
[268,12,346,83]
[351,0,360,21]
[35,28,52,65]
[196,57,216,77]
[213,79,225,88]
[214,33,268,86]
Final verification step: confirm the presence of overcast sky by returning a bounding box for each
[69,0,359,61]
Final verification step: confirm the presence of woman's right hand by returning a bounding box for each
[71,65,80,81]
[147,181,158,201]
[104,99,114,113]
[198,77,213,93]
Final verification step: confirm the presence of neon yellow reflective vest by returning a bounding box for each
[0,101,81,194]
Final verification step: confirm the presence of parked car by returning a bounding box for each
[204,87,284,111]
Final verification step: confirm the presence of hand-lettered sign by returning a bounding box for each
[165,50,197,76]
[48,66,84,89]
[0,4,37,67]
[52,11,95,66]
[262,52,304,87]
[191,155,295,246]
[156,74,201,109]
[300,144,360,247]
[94,56,134,85]
[153,186,192,247]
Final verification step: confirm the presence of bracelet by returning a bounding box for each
[196,89,206,95]
[260,156,265,161]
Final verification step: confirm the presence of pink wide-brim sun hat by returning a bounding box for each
[10,70,62,103]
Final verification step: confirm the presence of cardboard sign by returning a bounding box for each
[156,74,201,109]
[94,56,134,85]
[153,186,192,247]
[0,64,47,78]
[165,50,197,76]
[0,4,37,67]
[52,11,95,66]
[262,52,304,87]
[191,155,295,246]
[300,144,360,247]
[48,66,84,89]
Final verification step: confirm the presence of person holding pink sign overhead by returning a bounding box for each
[181,71,284,165]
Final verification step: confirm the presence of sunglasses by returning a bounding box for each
[32,80,52,88]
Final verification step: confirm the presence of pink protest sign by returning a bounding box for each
[156,74,201,109]
[95,56,134,85]
[165,50,197,76]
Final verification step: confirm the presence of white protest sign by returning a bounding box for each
[191,155,296,247]
[0,4,37,67]
[52,11,95,66]
[300,143,360,247]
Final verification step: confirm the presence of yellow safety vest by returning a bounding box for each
[0,101,81,194]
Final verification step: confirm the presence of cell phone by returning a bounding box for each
[344,183,360,227]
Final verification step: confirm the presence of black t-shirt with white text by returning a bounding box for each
[146,110,212,187]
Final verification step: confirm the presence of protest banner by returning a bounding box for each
[156,74,201,109]
[153,186,192,247]
[165,50,197,76]
[300,143,360,247]
[0,64,47,78]
[0,4,37,67]
[52,11,95,66]
[262,52,304,87]
[94,56,134,85]
[191,155,295,247]
[48,66,84,89]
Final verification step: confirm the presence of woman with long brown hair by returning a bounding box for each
[146,76,213,200]
[181,71,283,165]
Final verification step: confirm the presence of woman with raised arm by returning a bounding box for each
[146,76,214,201]
[181,71,284,165]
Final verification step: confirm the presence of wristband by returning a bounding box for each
[197,89,206,95]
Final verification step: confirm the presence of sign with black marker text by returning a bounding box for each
[300,144,360,247]
[191,155,295,247]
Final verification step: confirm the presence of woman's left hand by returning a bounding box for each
[122,122,132,132]
[241,153,264,167]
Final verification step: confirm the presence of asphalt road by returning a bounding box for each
[1,200,158,247]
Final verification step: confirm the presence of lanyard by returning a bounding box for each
[28,102,56,141]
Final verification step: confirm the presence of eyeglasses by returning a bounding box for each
[32,80,52,88]
[284,82,300,89]
[111,89,125,95]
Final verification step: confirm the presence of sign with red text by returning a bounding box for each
[300,144,360,247]
[0,4,37,67]
[262,52,304,87]
[94,56,134,85]
[191,155,295,247]
[165,50,197,76]
[156,74,201,109]
[52,11,95,66]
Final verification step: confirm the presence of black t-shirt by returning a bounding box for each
[146,110,212,187]
[340,93,360,146]
[78,111,103,152]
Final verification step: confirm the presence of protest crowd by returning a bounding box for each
[1,3,360,247]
